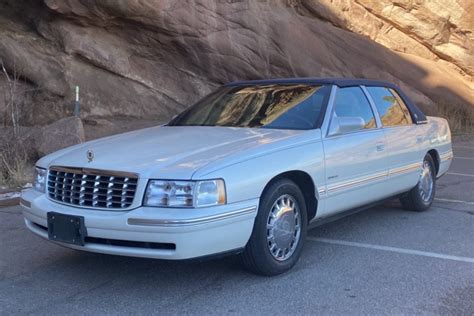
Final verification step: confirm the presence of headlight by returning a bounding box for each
[34,167,47,193]
[144,179,226,207]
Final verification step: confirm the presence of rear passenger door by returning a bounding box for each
[322,86,388,217]
[364,86,423,195]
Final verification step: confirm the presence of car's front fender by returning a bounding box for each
[195,134,326,206]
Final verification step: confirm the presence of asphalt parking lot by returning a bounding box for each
[1,139,473,315]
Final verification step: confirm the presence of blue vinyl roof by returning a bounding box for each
[226,77,398,89]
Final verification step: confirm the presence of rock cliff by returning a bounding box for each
[0,0,472,127]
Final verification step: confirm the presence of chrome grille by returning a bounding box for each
[47,166,138,209]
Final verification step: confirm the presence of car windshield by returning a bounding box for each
[168,84,331,130]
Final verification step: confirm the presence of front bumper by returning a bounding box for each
[21,189,258,260]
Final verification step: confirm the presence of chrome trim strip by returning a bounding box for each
[127,206,257,227]
[389,162,421,176]
[440,151,454,162]
[327,171,387,193]
[326,161,423,194]
[49,166,138,179]
[416,120,428,125]
[20,197,31,208]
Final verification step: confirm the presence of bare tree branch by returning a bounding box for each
[1,59,19,137]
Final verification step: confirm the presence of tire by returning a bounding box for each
[240,178,307,276]
[400,154,436,212]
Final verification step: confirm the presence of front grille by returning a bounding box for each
[47,166,138,209]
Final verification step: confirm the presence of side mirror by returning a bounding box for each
[328,116,365,136]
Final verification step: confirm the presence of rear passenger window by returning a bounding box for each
[367,87,412,126]
[389,89,413,124]
[333,87,376,130]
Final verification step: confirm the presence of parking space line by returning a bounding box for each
[446,172,474,178]
[307,237,474,264]
[454,157,474,160]
[435,198,474,205]
[453,145,474,149]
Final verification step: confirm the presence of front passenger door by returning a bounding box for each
[322,86,388,217]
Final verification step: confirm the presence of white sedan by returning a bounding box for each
[21,78,452,275]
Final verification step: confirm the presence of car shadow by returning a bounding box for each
[32,199,407,280]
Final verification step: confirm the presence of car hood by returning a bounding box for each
[39,126,306,179]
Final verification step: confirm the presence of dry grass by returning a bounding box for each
[419,101,474,136]
[0,135,31,188]
[0,58,35,188]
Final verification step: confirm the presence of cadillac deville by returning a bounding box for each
[21,78,452,275]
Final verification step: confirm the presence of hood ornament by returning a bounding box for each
[86,150,94,163]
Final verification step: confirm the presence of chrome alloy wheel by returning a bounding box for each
[266,194,301,261]
[419,160,434,202]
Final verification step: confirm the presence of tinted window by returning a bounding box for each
[168,84,331,130]
[333,87,376,130]
[367,87,412,126]
[389,89,413,124]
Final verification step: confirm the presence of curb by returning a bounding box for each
[0,190,20,208]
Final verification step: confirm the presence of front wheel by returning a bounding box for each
[240,179,307,276]
[400,154,436,211]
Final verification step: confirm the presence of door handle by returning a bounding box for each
[375,142,385,152]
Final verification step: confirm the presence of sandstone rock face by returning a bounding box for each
[300,0,473,76]
[36,116,85,156]
[0,117,85,158]
[0,0,472,128]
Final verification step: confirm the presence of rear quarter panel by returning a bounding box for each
[419,116,452,176]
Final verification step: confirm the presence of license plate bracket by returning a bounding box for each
[47,212,87,246]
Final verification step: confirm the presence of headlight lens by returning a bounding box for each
[34,167,47,193]
[144,179,226,207]
[195,180,226,207]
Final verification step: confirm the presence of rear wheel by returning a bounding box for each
[241,179,307,276]
[400,154,436,211]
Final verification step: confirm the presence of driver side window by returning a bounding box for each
[333,87,376,130]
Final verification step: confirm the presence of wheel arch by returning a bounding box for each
[427,149,440,175]
[262,170,318,222]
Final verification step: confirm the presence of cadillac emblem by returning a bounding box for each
[86,150,94,162]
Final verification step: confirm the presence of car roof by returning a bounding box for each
[225,77,399,88]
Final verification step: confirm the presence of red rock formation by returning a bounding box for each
[0,0,472,127]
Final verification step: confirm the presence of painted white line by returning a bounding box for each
[446,172,474,177]
[446,172,474,178]
[307,237,474,264]
[435,198,474,205]
[453,145,474,149]
[454,156,474,160]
